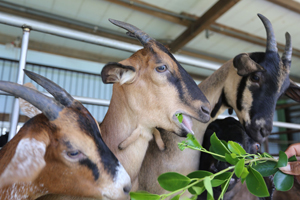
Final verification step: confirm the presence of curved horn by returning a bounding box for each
[257,14,278,52]
[109,18,152,46]
[0,81,63,121]
[24,69,74,107]
[282,32,292,65]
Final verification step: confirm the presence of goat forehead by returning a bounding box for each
[57,109,119,178]
[151,43,208,103]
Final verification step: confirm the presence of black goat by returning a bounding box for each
[198,117,274,200]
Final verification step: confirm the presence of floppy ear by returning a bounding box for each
[285,80,300,102]
[233,53,265,76]
[0,132,50,188]
[101,62,136,85]
[19,83,42,118]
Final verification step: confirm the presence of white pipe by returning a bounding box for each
[0,12,298,131]
[218,114,300,130]
[0,12,221,71]
[8,27,30,141]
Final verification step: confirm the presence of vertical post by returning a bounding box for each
[8,26,30,141]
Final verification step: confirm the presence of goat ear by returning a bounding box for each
[0,134,49,188]
[101,62,136,85]
[19,83,42,118]
[285,80,300,102]
[233,53,265,76]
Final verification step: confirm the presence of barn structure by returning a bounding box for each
[0,0,300,155]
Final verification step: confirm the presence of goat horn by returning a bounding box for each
[282,32,292,64]
[0,81,63,121]
[257,14,278,52]
[24,69,74,107]
[109,18,152,46]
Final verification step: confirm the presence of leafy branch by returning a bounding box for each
[130,114,296,200]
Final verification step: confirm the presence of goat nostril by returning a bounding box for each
[123,185,131,194]
[201,106,210,115]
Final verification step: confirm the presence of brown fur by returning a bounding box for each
[0,102,130,200]
[138,60,235,196]
[37,41,210,200]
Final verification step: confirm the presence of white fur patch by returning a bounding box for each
[101,162,131,199]
[0,138,46,188]
[19,83,41,118]
[255,118,266,128]
[0,183,48,200]
[120,70,135,85]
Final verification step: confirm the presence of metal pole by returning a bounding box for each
[0,12,221,71]
[8,27,30,141]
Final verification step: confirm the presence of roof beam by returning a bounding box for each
[209,23,300,57]
[105,0,193,26]
[267,0,300,14]
[0,2,226,64]
[168,0,239,53]
[108,0,300,58]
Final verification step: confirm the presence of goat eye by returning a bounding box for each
[250,74,260,82]
[67,150,81,157]
[255,143,260,151]
[156,65,167,72]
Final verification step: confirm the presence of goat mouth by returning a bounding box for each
[173,112,195,135]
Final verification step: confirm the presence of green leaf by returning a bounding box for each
[185,133,203,149]
[210,146,226,162]
[225,153,239,165]
[274,170,294,191]
[262,152,273,158]
[158,172,191,191]
[234,159,245,178]
[228,141,246,155]
[246,167,270,197]
[178,133,202,151]
[276,150,288,168]
[288,155,297,162]
[220,173,234,199]
[211,179,226,187]
[210,133,231,156]
[207,193,214,200]
[204,177,213,199]
[241,167,249,179]
[130,191,160,200]
[176,113,183,123]
[170,194,180,200]
[187,170,213,179]
[187,170,212,195]
[191,186,205,195]
[215,172,232,180]
[211,172,232,187]
[252,161,278,177]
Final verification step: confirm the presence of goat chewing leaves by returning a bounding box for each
[129,134,296,200]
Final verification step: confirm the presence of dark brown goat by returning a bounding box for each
[0,70,131,200]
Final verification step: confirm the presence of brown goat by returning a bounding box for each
[0,70,131,200]
[138,14,300,197]
[28,18,212,200]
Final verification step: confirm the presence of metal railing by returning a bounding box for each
[0,57,111,138]
[0,11,299,141]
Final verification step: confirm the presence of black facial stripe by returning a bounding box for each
[236,76,248,111]
[153,42,209,106]
[63,141,73,149]
[79,158,99,181]
[210,90,230,118]
[76,103,118,178]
